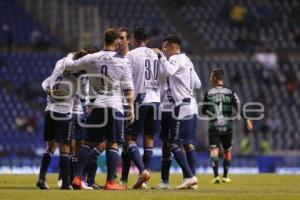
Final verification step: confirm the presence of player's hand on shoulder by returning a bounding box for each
[153,48,163,58]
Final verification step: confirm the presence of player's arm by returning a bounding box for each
[126,52,134,78]
[153,48,180,76]
[124,89,134,124]
[64,53,93,72]
[192,70,201,89]
[41,76,51,93]
[121,60,135,124]
[232,92,253,131]
[42,76,64,96]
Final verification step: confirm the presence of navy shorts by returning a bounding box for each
[209,133,232,151]
[86,107,124,144]
[160,111,172,141]
[126,102,161,136]
[71,114,87,141]
[43,111,72,144]
[123,105,131,133]
[168,105,197,145]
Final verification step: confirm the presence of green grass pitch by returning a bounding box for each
[0,173,299,200]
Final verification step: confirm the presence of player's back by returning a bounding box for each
[86,50,132,112]
[127,47,160,103]
[203,86,238,133]
[46,58,80,114]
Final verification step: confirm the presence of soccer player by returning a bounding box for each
[122,27,162,189]
[202,68,253,183]
[151,76,174,190]
[154,35,199,189]
[37,53,87,189]
[72,47,103,190]
[153,69,201,190]
[62,28,134,190]
[115,28,135,186]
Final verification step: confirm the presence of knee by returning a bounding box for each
[59,144,70,155]
[107,142,118,149]
[224,151,232,161]
[144,135,154,148]
[183,144,195,152]
[210,147,219,158]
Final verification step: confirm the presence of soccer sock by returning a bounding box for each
[121,149,131,182]
[58,169,62,181]
[186,148,197,176]
[106,148,120,182]
[38,150,53,181]
[86,147,103,185]
[59,154,70,187]
[143,148,153,170]
[128,144,145,173]
[223,159,231,178]
[74,144,92,177]
[69,156,73,181]
[210,156,219,177]
[170,144,193,178]
[71,156,78,182]
[161,157,172,184]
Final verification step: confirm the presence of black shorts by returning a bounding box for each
[209,133,232,151]
[86,107,124,144]
[165,105,197,145]
[160,111,172,141]
[71,114,87,141]
[126,102,161,136]
[43,111,72,144]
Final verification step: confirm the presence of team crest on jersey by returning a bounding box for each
[170,60,177,65]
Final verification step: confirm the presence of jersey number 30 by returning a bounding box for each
[145,59,159,80]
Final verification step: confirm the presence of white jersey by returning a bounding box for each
[159,53,201,119]
[72,74,89,114]
[127,47,160,103]
[160,77,174,112]
[43,58,81,114]
[63,50,133,113]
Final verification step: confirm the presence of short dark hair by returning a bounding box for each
[211,68,224,80]
[119,27,131,40]
[104,28,120,45]
[163,35,181,46]
[73,49,88,60]
[73,46,100,60]
[133,27,148,41]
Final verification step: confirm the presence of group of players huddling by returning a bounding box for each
[36,27,253,190]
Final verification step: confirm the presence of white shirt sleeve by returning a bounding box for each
[192,70,201,89]
[41,76,51,91]
[77,75,89,99]
[49,59,65,88]
[159,56,180,76]
[120,60,134,91]
[64,53,93,72]
[126,52,134,78]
